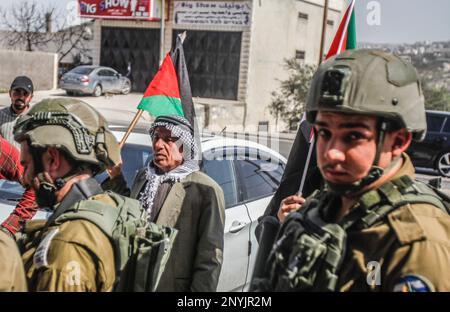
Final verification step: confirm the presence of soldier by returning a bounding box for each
[0,230,27,291]
[257,49,450,292]
[13,98,123,291]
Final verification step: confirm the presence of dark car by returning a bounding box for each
[407,110,450,177]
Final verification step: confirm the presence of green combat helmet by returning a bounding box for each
[13,98,121,172]
[305,49,427,194]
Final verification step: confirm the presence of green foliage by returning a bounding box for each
[423,82,450,111]
[269,58,316,128]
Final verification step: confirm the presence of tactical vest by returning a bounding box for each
[262,175,450,292]
[48,178,177,292]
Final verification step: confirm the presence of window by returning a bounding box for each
[298,12,308,20]
[327,19,334,26]
[98,69,115,77]
[202,158,239,208]
[442,118,450,133]
[95,143,152,188]
[71,67,94,75]
[121,144,153,186]
[235,149,284,202]
[426,114,445,132]
[295,50,305,60]
[173,30,242,100]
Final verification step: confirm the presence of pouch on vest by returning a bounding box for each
[262,175,450,292]
[266,199,347,292]
[54,191,178,291]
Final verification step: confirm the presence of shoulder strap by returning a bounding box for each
[343,175,448,230]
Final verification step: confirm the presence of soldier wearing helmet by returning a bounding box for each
[14,98,122,291]
[254,49,450,292]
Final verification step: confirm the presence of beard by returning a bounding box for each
[12,99,28,112]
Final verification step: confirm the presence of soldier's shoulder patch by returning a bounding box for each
[393,274,435,292]
[33,228,59,269]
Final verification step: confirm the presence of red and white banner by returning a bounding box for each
[78,0,161,20]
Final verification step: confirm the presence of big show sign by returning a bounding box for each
[78,0,162,20]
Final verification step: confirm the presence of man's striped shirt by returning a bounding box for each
[0,106,20,149]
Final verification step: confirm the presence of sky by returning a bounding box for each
[0,0,449,44]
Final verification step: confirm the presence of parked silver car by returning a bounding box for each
[0,126,286,292]
[59,66,131,96]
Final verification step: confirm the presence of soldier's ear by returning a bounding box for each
[391,129,412,158]
[46,147,61,171]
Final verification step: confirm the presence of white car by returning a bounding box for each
[0,126,286,292]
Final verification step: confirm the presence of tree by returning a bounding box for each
[423,81,450,111]
[0,0,92,63]
[269,58,316,130]
[0,1,53,51]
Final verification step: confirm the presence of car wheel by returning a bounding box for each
[93,85,102,97]
[66,90,74,96]
[121,82,131,95]
[437,152,450,177]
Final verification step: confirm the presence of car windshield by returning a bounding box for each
[70,67,95,75]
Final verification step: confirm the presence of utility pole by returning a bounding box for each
[318,0,329,65]
[159,0,166,65]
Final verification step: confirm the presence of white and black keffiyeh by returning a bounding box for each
[139,115,200,216]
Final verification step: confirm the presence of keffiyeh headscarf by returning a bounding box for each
[139,115,200,215]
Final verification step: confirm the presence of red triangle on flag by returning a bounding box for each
[143,53,181,100]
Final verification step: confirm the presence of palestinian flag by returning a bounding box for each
[137,54,183,117]
[137,32,197,126]
[325,0,356,59]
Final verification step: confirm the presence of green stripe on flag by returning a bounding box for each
[137,95,184,117]
[346,10,357,49]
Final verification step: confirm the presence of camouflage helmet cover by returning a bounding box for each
[13,98,121,171]
[306,49,426,141]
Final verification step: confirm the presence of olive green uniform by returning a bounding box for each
[334,155,450,291]
[20,194,116,292]
[0,231,27,291]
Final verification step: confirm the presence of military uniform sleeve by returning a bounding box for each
[383,205,450,292]
[191,183,225,292]
[0,231,27,291]
[32,238,115,292]
[383,240,450,292]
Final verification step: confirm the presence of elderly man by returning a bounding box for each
[107,115,225,292]
[0,76,34,148]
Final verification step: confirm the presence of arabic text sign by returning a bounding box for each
[173,1,251,26]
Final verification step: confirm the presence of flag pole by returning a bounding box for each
[118,32,188,149]
[318,0,329,65]
[119,109,144,148]
[297,0,328,196]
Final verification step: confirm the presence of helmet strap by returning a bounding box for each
[30,145,89,209]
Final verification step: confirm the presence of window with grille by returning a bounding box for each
[295,50,306,60]
[298,12,308,20]
[173,30,242,100]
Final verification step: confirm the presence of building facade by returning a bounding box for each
[90,0,345,131]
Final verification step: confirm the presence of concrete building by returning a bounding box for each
[89,0,345,131]
[85,0,345,131]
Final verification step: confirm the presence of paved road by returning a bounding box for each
[0,89,153,129]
